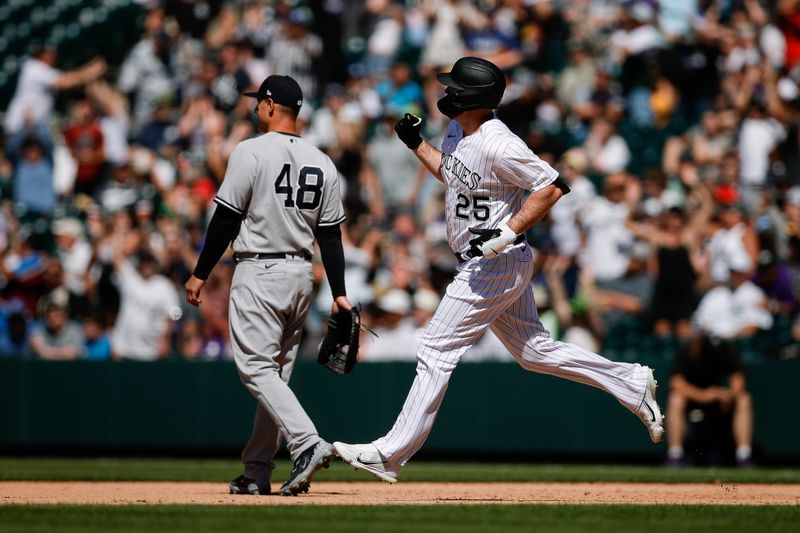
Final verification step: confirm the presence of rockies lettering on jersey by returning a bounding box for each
[440,154,482,190]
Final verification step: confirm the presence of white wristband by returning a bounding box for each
[498,223,517,245]
[481,223,519,259]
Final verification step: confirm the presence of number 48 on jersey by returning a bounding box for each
[274,163,324,210]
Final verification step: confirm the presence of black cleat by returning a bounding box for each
[229,474,271,495]
[279,439,335,496]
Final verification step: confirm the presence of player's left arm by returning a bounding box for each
[502,139,571,234]
[469,139,570,258]
[316,223,352,313]
[469,180,568,258]
[507,181,569,234]
[317,161,352,313]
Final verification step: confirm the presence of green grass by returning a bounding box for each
[3,459,799,532]
[0,504,798,533]
[1,457,799,484]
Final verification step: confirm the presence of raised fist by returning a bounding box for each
[394,113,423,150]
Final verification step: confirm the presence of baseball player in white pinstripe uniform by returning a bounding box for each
[334,57,664,482]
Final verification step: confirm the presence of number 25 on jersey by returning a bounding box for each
[274,163,324,210]
[455,193,490,221]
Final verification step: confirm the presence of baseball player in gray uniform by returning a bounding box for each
[185,75,352,496]
[334,57,664,482]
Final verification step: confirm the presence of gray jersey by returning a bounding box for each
[215,131,346,255]
[439,119,558,255]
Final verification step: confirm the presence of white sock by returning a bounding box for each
[667,446,684,460]
[736,446,752,461]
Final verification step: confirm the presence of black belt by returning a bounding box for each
[233,251,311,262]
[453,234,526,263]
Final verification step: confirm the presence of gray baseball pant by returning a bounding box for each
[228,258,319,481]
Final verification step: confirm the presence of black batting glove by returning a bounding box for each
[395,113,423,150]
[468,224,518,259]
[468,227,501,258]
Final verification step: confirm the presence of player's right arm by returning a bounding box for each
[412,140,444,182]
[394,113,443,182]
[186,143,254,306]
[185,202,243,306]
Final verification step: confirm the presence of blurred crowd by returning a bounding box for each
[1,0,800,365]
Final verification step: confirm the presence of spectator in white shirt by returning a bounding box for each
[87,81,130,167]
[549,148,597,258]
[111,248,179,361]
[707,204,759,285]
[117,30,177,132]
[738,102,787,210]
[362,289,418,362]
[52,218,92,305]
[608,2,663,62]
[585,117,631,174]
[3,44,106,135]
[693,254,773,340]
[267,8,323,103]
[580,172,634,282]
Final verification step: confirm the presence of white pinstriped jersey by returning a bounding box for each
[369,120,655,470]
[215,131,346,256]
[439,118,559,255]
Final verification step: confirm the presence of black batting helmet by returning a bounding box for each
[436,57,506,113]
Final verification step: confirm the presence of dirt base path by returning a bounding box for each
[2,481,799,506]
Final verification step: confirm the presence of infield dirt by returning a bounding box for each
[2,481,799,506]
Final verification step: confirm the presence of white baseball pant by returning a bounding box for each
[373,244,650,465]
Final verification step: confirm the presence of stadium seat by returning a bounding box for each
[732,337,761,362]
[772,315,794,350]
[654,335,679,359]
[43,5,60,23]
[3,57,18,73]
[638,334,657,357]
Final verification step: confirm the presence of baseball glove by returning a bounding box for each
[317,307,361,374]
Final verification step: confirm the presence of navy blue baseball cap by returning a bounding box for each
[243,75,303,111]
